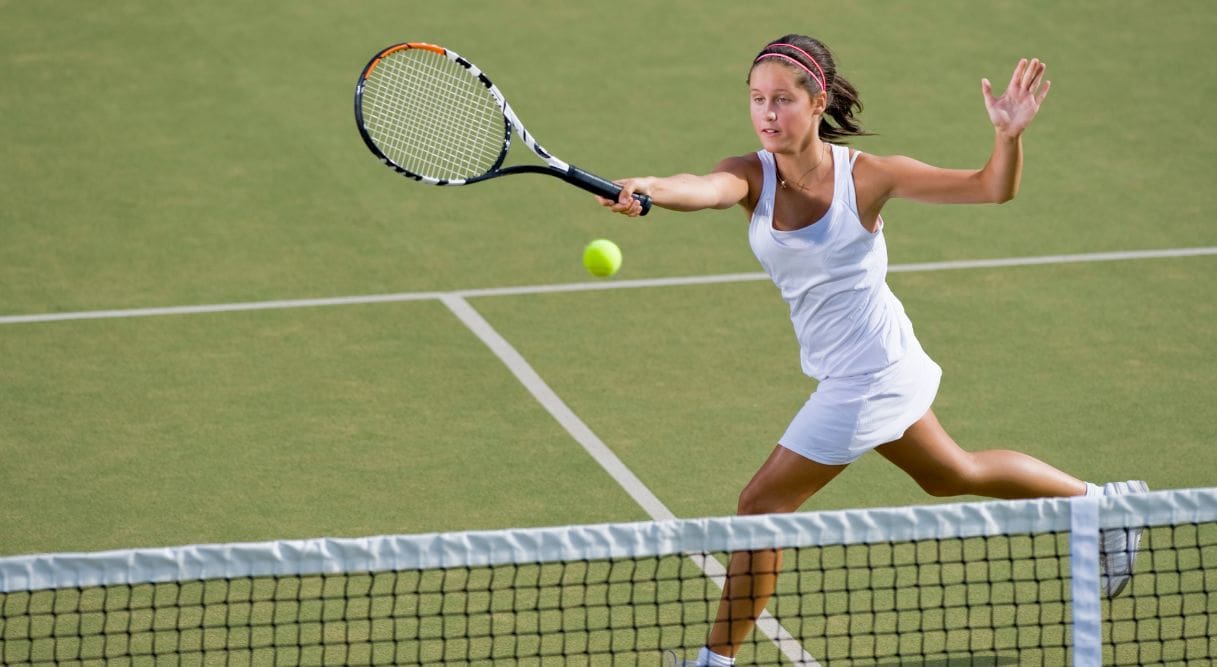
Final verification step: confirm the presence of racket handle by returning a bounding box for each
[564,166,653,216]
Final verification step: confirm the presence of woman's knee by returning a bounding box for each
[734,446,848,515]
[737,479,797,516]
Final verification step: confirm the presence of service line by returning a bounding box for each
[3,246,1214,325]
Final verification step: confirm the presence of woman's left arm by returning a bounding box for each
[857,58,1051,210]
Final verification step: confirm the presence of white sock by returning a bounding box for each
[1084,482,1103,497]
[698,646,735,666]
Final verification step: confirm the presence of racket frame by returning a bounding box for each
[355,42,651,214]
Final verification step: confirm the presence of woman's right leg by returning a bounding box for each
[874,409,1087,499]
[705,446,848,659]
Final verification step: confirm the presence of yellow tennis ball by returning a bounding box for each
[582,239,622,278]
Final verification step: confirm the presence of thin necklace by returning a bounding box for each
[778,144,830,191]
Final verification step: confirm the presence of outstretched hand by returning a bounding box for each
[982,58,1051,138]
[596,177,651,218]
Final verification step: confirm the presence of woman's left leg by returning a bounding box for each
[705,446,849,658]
[874,408,1087,499]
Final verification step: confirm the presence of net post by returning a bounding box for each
[1069,496,1101,667]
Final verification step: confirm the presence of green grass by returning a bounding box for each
[0,303,649,553]
[1,1,1215,663]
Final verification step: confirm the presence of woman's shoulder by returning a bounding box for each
[849,149,914,173]
[714,152,768,187]
[713,152,766,212]
[714,151,764,172]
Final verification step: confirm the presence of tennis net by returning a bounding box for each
[2,488,1214,665]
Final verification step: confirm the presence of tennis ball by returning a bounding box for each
[582,239,622,278]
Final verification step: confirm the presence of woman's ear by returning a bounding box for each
[810,90,829,116]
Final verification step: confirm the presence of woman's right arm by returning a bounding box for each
[597,155,753,217]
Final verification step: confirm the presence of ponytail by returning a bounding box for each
[821,72,868,141]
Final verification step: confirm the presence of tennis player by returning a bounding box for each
[597,35,1148,667]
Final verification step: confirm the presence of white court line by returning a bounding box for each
[2,246,1214,325]
[439,294,674,521]
[886,246,1217,273]
[0,292,446,325]
[440,294,818,666]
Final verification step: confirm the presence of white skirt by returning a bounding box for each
[778,341,942,465]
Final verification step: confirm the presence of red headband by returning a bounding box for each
[754,43,827,93]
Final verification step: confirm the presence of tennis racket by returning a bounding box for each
[354,42,652,215]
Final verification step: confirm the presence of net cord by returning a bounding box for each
[3,488,1214,594]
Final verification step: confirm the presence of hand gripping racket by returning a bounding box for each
[355,42,652,215]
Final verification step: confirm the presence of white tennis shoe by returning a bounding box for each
[1100,480,1149,597]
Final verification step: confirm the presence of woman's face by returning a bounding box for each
[748,61,823,153]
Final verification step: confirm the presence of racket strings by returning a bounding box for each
[380,57,477,172]
[361,49,506,181]
[368,53,497,177]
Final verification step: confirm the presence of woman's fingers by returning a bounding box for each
[1007,58,1027,92]
[1035,78,1051,105]
[1015,58,1047,96]
[597,193,640,217]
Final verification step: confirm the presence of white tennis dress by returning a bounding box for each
[748,144,942,464]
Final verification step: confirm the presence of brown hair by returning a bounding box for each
[749,35,871,142]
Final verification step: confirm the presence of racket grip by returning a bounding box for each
[565,166,652,216]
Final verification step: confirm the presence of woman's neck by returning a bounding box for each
[775,141,831,191]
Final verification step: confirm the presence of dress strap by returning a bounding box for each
[754,150,777,223]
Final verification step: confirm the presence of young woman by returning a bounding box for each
[597,35,1147,667]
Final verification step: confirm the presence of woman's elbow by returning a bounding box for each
[975,170,1018,204]
[987,182,1018,204]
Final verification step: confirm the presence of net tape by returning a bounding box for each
[4,490,1213,592]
